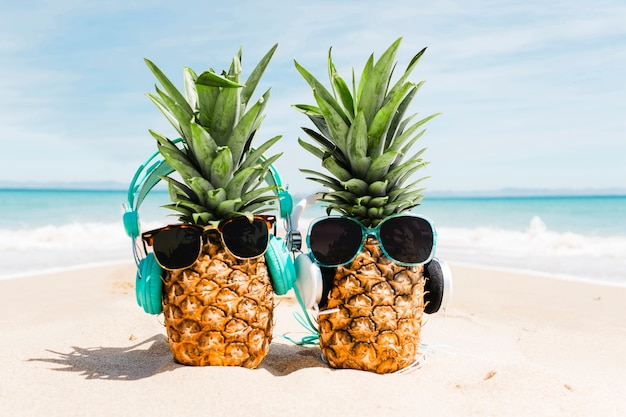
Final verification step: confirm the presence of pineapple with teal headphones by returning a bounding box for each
[123,146,300,315]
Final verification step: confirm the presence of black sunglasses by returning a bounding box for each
[306,214,436,267]
[141,215,276,270]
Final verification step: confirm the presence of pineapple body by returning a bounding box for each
[162,237,274,368]
[318,238,425,373]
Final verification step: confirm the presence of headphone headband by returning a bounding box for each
[123,141,291,238]
[292,192,325,231]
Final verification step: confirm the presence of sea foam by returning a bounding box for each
[1,216,624,284]
[0,220,164,279]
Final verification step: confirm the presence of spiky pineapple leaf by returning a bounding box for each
[241,135,283,170]
[293,103,321,116]
[313,90,350,155]
[227,48,242,83]
[328,48,355,119]
[149,130,202,181]
[144,58,193,117]
[365,151,400,183]
[341,178,369,195]
[210,84,241,144]
[192,212,213,225]
[161,202,192,216]
[385,87,418,148]
[387,190,426,210]
[187,177,214,207]
[216,198,242,216]
[240,193,280,214]
[388,179,428,202]
[306,115,332,142]
[204,188,227,211]
[395,164,430,188]
[154,85,194,140]
[324,190,358,204]
[356,55,374,109]
[241,43,278,110]
[196,79,219,127]
[146,92,185,139]
[160,175,196,202]
[300,128,338,156]
[389,113,440,153]
[358,37,401,125]
[346,111,370,178]
[300,168,342,188]
[196,70,244,88]
[396,148,428,172]
[298,138,326,160]
[322,157,353,182]
[183,67,198,112]
[367,82,413,156]
[293,104,335,142]
[386,47,427,102]
[294,60,349,126]
[225,166,260,200]
[366,180,388,197]
[210,147,234,189]
[169,199,212,216]
[242,155,281,196]
[228,89,270,165]
[188,121,218,178]
[383,158,429,188]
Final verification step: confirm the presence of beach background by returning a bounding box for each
[2,188,625,285]
[2,0,626,415]
[1,187,626,417]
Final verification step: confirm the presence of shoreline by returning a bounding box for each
[1,263,625,416]
[0,259,133,282]
[3,257,625,289]
[443,260,626,288]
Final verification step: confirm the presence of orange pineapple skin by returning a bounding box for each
[162,238,274,368]
[318,237,425,373]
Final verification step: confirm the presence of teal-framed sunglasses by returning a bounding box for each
[306,214,437,267]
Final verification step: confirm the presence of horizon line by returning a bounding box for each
[1,181,625,197]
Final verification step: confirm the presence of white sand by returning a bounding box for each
[1,263,625,417]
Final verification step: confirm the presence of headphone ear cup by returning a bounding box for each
[136,253,164,315]
[423,258,453,314]
[294,254,324,309]
[265,235,296,296]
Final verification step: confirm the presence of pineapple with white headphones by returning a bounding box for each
[290,38,450,373]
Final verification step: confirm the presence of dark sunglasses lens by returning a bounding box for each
[309,218,362,266]
[152,227,202,269]
[221,217,269,258]
[379,216,434,264]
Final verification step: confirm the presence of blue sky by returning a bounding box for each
[1,0,624,195]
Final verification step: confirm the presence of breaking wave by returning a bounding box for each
[1,216,625,284]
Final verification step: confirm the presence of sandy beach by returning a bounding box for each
[1,263,625,417]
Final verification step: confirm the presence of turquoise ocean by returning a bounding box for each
[1,189,625,286]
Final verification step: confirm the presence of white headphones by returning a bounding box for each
[289,193,453,314]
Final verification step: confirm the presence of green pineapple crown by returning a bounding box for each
[145,45,283,226]
[294,37,440,227]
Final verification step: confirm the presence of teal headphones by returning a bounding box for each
[123,147,298,315]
